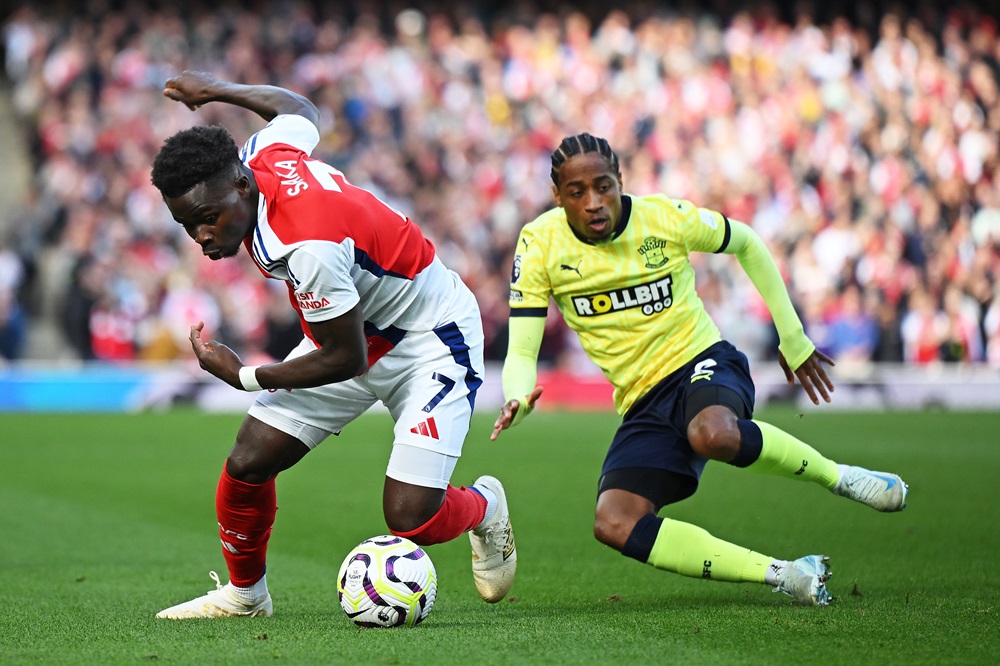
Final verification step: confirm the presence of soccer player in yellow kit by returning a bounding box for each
[492,133,908,605]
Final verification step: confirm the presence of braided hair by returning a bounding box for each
[550,133,621,187]
[151,125,241,198]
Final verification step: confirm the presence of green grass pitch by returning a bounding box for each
[1,407,997,664]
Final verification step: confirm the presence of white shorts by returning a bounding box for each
[247,310,484,489]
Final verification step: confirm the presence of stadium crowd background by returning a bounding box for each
[1,0,999,375]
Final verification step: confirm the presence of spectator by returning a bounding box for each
[983,288,1000,367]
[938,282,984,362]
[0,0,996,375]
[827,283,880,362]
[0,240,27,360]
[900,286,946,364]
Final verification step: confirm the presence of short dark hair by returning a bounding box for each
[550,133,621,186]
[151,125,241,198]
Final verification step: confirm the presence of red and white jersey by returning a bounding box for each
[239,114,475,367]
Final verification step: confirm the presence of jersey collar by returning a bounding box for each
[568,195,632,245]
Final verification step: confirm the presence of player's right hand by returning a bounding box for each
[491,387,544,441]
[189,321,242,388]
[163,71,219,111]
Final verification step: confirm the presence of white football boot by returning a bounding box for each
[774,555,833,606]
[469,476,517,603]
[831,465,908,512]
[156,571,272,619]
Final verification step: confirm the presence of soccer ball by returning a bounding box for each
[337,535,437,628]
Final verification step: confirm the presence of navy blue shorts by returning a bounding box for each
[599,340,755,507]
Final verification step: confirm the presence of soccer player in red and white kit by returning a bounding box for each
[150,71,515,618]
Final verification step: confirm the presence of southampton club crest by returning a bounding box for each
[638,237,668,269]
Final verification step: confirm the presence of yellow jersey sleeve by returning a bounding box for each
[725,220,814,369]
[509,223,551,314]
[671,198,731,255]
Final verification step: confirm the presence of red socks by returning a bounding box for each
[215,471,485,583]
[391,485,487,546]
[216,464,276,587]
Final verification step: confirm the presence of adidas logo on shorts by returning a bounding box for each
[410,417,439,439]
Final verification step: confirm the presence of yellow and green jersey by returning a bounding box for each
[509,194,732,414]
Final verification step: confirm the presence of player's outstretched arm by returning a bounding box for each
[189,304,368,391]
[163,70,319,124]
[253,305,368,389]
[723,219,835,403]
[492,315,546,440]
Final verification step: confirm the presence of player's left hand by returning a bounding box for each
[189,321,242,388]
[779,349,835,405]
[163,71,219,111]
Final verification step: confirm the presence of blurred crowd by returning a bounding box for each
[1,0,999,371]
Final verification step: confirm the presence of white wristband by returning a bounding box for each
[238,365,263,391]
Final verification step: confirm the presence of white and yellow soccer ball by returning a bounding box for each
[337,535,437,628]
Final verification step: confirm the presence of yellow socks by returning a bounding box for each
[646,517,773,583]
[746,420,840,488]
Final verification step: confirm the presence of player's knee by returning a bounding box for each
[383,485,446,539]
[224,452,276,484]
[228,420,310,483]
[385,506,431,536]
[226,437,281,483]
[593,507,634,551]
[687,411,740,461]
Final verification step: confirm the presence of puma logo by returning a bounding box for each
[560,261,582,277]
